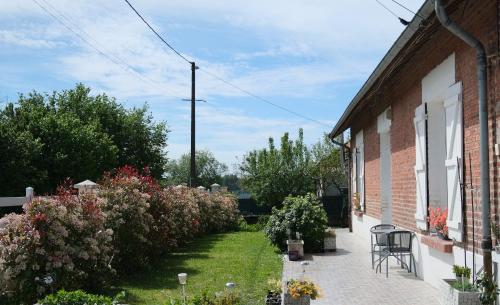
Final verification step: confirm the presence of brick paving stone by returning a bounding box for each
[282,229,441,305]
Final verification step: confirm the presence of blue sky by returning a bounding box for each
[0,0,424,169]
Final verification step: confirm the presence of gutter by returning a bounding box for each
[435,0,492,277]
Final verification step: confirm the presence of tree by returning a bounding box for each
[165,150,228,188]
[240,129,315,208]
[0,84,169,195]
[311,134,347,196]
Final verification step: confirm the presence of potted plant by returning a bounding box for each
[439,265,480,305]
[324,228,336,252]
[452,265,471,284]
[265,278,282,305]
[490,219,500,253]
[352,193,361,211]
[284,280,320,305]
[428,207,449,240]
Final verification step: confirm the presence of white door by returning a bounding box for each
[380,131,392,224]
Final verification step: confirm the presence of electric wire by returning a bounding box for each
[390,0,425,19]
[375,0,402,19]
[32,0,183,100]
[123,0,192,64]
[199,68,331,128]
[121,0,330,128]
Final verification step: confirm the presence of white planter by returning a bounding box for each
[287,240,304,259]
[324,237,336,252]
[439,279,480,305]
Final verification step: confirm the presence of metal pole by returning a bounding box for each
[190,62,197,187]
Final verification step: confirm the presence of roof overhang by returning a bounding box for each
[329,0,435,139]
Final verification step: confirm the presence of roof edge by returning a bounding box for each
[329,0,435,139]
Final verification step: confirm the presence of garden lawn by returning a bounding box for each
[117,229,283,305]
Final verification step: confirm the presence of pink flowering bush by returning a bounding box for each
[194,189,239,233]
[99,167,154,270]
[0,166,240,302]
[0,186,113,304]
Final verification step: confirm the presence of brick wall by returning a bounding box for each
[349,0,498,252]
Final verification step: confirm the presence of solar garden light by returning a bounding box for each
[178,273,188,305]
[300,261,309,279]
[226,282,235,290]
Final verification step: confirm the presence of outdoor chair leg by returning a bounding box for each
[411,254,417,277]
[386,254,389,278]
[371,235,374,269]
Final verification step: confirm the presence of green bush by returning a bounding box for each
[265,193,327,252]
[37,290,113,305]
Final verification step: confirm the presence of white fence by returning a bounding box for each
[0,187,33,208]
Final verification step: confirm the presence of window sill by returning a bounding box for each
[421,235,453,253]
[353,210,364,217]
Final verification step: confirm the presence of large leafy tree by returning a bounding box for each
[165,150,228,188]
[311,134,347,195]
[0,84,168,195]
[240,129,315,208]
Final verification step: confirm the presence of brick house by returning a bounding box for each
[329,0,499,288]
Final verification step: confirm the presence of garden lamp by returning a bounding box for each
[178,273,188,305]
[226,282,235,290]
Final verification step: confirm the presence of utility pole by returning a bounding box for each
[190,62,197,187]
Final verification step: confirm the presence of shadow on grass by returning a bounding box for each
[116,234,225,291]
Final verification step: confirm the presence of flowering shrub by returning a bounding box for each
[161,186,201,246]
[0,166,240,302]
[194,188,239,234]
[99,167,154,270]
[265,193,328,252]
[0,186,113,304]
[428,207,448,238]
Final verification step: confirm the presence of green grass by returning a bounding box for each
[117,229,283,305]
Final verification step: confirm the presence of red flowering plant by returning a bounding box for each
[428,207,448,238]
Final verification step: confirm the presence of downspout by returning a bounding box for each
[435,0,492,277]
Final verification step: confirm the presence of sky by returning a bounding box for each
[0,0,425,170]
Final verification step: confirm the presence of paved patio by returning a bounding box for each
[283,229,440,305]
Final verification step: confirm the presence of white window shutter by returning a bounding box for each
[414,104,428,230]
[352,150,357,195]
[445,82,463,241]
[355,131,365,211]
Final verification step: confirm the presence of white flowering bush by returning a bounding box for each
[0,185,114,304]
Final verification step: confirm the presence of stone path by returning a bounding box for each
[283,229,441,305]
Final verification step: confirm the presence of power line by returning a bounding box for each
[390,0,425,19]
[123,0,192,64]
[199,68,331,128]
[121,0,329,128]
[32,0,182,99]
[375,0,410,25]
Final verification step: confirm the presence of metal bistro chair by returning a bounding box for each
[376,230,417,278]
[370,224,395,269]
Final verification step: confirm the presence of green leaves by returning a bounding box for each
[166,150,228,188]
[265,193,328,252]
[240,129,315,208]
[0,84,169,195]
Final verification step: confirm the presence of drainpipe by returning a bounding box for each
[435,0,492,277]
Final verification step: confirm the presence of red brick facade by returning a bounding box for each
[349,0,499,252]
